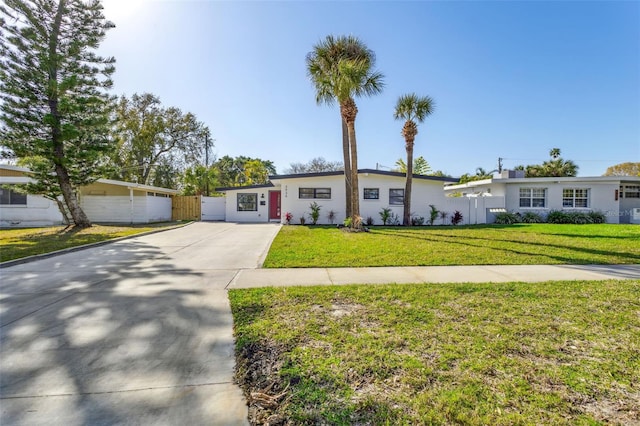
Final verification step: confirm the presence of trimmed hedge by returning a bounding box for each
[495,210,606,225]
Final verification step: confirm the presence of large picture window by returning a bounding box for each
[363,188,379,200]
[237,193,257,211]
[389,189,404,205]
[519,188,546,208]
[0,187,27,205]
[299,188,331,199]
[563,188,589,208]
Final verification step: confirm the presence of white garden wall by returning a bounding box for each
[0,194,63,227]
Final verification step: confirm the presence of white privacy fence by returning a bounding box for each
[429,196,506,225]
[201,196,226,221]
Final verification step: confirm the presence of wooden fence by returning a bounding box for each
[172,195,201,221]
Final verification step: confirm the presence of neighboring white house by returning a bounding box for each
[443,170,640,224]
[216,169,459,225]
[0,164,178,227]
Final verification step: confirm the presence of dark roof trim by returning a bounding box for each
[270,168,458,183]
[214,182,275,192]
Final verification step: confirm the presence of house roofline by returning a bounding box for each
[269,168,459,183]
[444,175,640,191]
[215,183,275,192]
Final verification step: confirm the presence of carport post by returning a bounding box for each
[129,187,134,224]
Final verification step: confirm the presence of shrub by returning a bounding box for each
[588,211,606,224]
[343,217,352,228]
[365,216,374,226]
[439,211,449,225]
[327,209,336,225]
[299,216,306,225]
[451,210,463,226]
[546,210,571,224]
[547,210,604,224]
[428,204,439,226]
[379,207,392,226]
[284,212,293,225]
[494,211,520,224]
[309,202,321,225]
[521,212,543,223]
[411,215,425,226]
[389,212,401,226]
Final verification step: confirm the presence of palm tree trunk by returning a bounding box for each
[341,117,352,219]
[347,121,360,226]
[403,142,413,226]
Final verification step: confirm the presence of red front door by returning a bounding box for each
[269,191,281,220]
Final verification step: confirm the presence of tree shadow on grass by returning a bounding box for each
[0,239,238,425]
[373,228,640,264]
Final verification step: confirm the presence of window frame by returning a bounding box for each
[519,188,546,208]
[622,185,640,199]
[363,188,379,200]
[298,188,331,199]
[0,187,27,206]
[237,193,258,211]
[562,188,589,208]
[389,188,404,205]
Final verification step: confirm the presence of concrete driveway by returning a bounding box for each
[0,222,281,426]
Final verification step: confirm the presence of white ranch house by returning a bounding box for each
[444,171,640,224]
[216,169,640,225]
[0,165,177,227]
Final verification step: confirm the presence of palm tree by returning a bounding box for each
[394,93,435,226]
[306,35,384,226]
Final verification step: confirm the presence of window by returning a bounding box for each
[299,188,331,199]
[363,188,379,200]
[563,188,589,208]
[237,193,257,211]
[0,187,27,205]
[519,188,546,208]
[622,185,640,198]
[389,189,404,205]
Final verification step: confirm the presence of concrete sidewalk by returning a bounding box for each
[230,264,640,288]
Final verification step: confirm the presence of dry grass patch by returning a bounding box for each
[230,280,640,425]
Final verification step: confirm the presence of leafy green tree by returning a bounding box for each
[0,0,116,228]
[603,162,640,177]
[108,93,209,188]
[181,164,216,196]
[394,93,435,226]
[307,35,384,227]
[394,156,432,175]
[459,167,493,184]
[516,148,578,177]
[284,157,343,174]
[213,155,275,187]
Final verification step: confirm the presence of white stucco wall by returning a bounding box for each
[0,194,64,227]
[504,182,620,223]
[224,187,273,223]
[276,173,453,226]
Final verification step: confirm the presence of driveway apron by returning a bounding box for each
[0,222,281,426]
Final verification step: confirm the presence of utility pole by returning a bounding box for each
[497,157,503,174]
[205,133,210,196]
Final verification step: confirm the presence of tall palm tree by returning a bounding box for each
[394,93,435,226]
[306,35,384,225]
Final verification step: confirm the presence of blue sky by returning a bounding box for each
[100,0,639,177]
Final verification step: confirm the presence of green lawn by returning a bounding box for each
[263,224,640,267]
[0,222,183,263]
[230,280,640,425]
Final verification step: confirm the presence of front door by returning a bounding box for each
[269,191,281,220]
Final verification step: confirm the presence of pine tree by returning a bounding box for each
[0,0,116,228]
